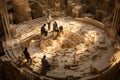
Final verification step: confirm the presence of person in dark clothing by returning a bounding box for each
[41,55,50,69]
[59,26,64,34]
[23,47,32,65]
[53,21,59,32]
[47,22,51,31]
[41,55,50,75]
[53,22,59,39]
[41,24,48,36]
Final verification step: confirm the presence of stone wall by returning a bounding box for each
[75,17,105,29]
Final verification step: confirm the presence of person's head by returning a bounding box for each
[54,21,57,24]
[43,55,46,59]
[59,26,63,30]
[25,47,27,51]
[43,24,46,26]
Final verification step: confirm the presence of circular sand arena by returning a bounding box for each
[2,17,120,80]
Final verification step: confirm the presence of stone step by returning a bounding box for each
[12,49,22,58]
[24,17,47,25]
[2,40,17,62]
[0,55,11,61]
[6,47,17,62]
[21,68,40,80]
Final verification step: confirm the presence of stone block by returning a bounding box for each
[72,5,82,18]
[67,1,76,16]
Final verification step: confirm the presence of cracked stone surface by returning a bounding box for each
[3,18,120,79]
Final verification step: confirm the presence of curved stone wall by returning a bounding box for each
[1,17,120,80]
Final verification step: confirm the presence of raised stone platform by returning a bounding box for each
[1,17,120,80]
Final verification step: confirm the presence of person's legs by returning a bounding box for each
[48,25,50,30]
[40,67,47,76]
[54,31,59,39]
[44,31,48,36]
[41,31,44,36]
[26,58,29,63]
[47,64,51,70]
[29,58,32,65]
[53,31,57,40]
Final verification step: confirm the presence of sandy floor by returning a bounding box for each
[4,18,120,79]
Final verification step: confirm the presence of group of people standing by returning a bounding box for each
[41,11,63,39]
[41,21,63,39]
